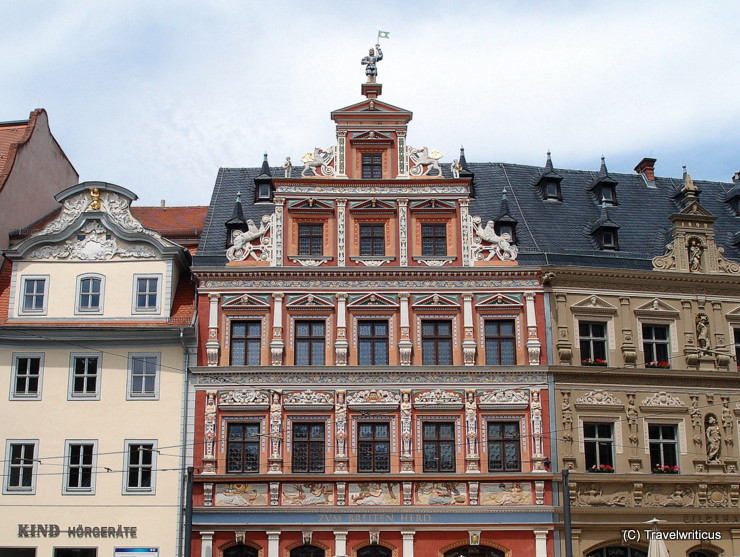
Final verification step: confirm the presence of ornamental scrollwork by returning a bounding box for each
[408,146,443,177]
[576,389,623,406]
[226,215,272,262]
[219,389,270,406]
[471,216,518,261]
[301,147,336,177]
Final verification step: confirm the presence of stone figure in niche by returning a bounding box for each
[465,391,478,456]
[400,391,412,457]
[696,313,710,352]
[688,237,703,272]
[282,157,292,178]
[361,44,383,83]
[706,414,721,462]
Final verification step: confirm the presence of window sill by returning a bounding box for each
[350,256,395,267]
[289,255,332,267]
[412,256,455,267]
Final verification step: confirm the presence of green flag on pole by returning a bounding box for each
[378,30,390,40]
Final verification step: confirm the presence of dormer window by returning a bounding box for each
[362,153,382,179]
[495,222,516,244]
[599,229,618,250]
[256,183,272,202]
[545,182,561,200]
[599,185,617,205]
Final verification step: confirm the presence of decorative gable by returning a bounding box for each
[574,389,624,411]
[639,391,687,413]
[571,295,618,315]
[347,293,399,309]
[285,294,334,309]
[633,299,680,318]
[409,199,456,211]
[349,199,396,211]
[412,293,460,308]
[475,293,523,308]
[221,294,271,310]
[287,198,334,211]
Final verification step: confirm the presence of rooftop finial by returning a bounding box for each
[236,191,241,203]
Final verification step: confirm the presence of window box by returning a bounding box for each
[581,359,607,366]
[652,465,680,474]
[646,361,671,369]
[589,464,615,473]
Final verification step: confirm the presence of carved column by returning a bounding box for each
[619,297,636,366]
[334,531,348,557]
[336,131,347,178]
[270,293,285,366]
[534,530,549,557]
[206,293,220,366]
[272,197,285,266]
[524,293,541,365]
[462,293,477,365]
[396,133,409,178]
[459,199,472,267]
[267,531,281,557]
[682,299,698,369]
[337,198,347,267]
[203,391,217,474]
[398,292,413,365]
[200,531,214,557]
[531,389,546,472]
[400,390,413,472]
[465,390,480,472]
[401,531,415,557]
[268,391,283,473]
[335,293,349,365]
[398,198,409,266]
[712,301,731,370]
[335,391,348,472]
[555,293,572,364]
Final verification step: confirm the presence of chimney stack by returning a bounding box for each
[160,199,166,207]
[634,157,657,182]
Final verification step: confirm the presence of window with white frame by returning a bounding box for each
[128,353,159,399]
[3,440,38,494]
[124,441,156,493]
[648,424,679,472]
[133,275,160,313]
[64,441,97,494]
[422,421,456,472]
[76,274,104,314]
[642,324,670,367]
[69,354,101,399]
[11,353,44,399]
[19,276,48,315]
[579,321,608,365]
[584,422,614,471]
[295,320,326,366]
[734,328,739,368]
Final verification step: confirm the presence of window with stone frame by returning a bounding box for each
[359,223,385,256]
[12,354,43,399]
[134,275,160,312]
[422,421,456,472]
[227,423,260,473]
[125,442,156,492]
[70,355,100,399]
[292,422,325,473]
[648,424,679,472]
[128,353,159,398]
[357,422,390,472]
[294,320,325,366]
[64,441,96,494]
[421,319,453,365]
[579,321,608,364]
[484,320,516,365]
[642,324,670,366]
[20,276,47,314]
[421,223,447,256]
[357,320,389,365]
[4,441,37,493]
[583,422,614,471]
[487,421,521,472]
[734,328,740,368]
[297,223,324,256]
[77,275,103,313]
[230,320,262,366]
[361,153,382,179]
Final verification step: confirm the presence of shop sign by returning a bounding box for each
[17,524,138,538]
[114,550,159,556]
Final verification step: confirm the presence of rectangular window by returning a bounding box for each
[579,322,608,364]
[4,442,37,493]
[484,320,516,365]
[70,355,100,399]
[422,320,453,365]
[422,422,456,472]
[230,321,262,365]
[54,549,97,557]
[643,324,670,366]
[487,421,521,472]
[421,223,447,256]
[12,354,43,399]
[295,320,325,366]
[734,328,740,368]
[649,424,679,472]
[298,223,324,256]
[358,422,390,472]
[584,422,614,471]
[20,277,47,314]
[361,153,382,179]
[65,442,96,494]
[357,320,389,365]
[227,423,260,473]
[359,223,385,256]
[128,353,159,398]
[125,442,156,492]
[134,276,160,312]
[292,422,325,473]
[78,276,102,312]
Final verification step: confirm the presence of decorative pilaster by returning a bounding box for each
[531,389,546,471]
[524,293,541,365]
[334,531,349,557]
[336,132,347,178]
[682,299,698,369]
[398,198,409,266]
[465,390,480,472]
[337,199,347,267]
[272,197,285,266]
[534,530,549,557]
[203,391,217,474]
[335,391,348,472]
[200,531,214,557]
[268,391,283,473]
[555,293,572,364]
[206,293,220,366]
[270,293,285,366]
[397,133,409,178]
[713,301,731,370]
[398,292,412,365]
[401,531,415,557]
[267,532,281,557]
[460,199,472,267]
[401,390,413,471]
[335,293,349,365]
[462,293,477,365]
[619,297,636,366]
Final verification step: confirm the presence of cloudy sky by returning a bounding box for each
[3,1,739,206]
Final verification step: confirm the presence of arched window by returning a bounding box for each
[290,546,325,557]
[444,546,505,557]
[586,547,647,557]
[223,545,258,557]
[358,546,392,557]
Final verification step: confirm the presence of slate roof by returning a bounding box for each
[194,161,740,270]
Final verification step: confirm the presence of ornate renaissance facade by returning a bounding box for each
[190,77,555,557]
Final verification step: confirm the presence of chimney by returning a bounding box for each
[634,157,657,181]
[160,199,166,207]
[732,172,740,184]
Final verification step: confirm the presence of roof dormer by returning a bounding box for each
[589,156,618,205]
[535,151,563,201]
[587,203,620,250]
[254,153,274,203]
